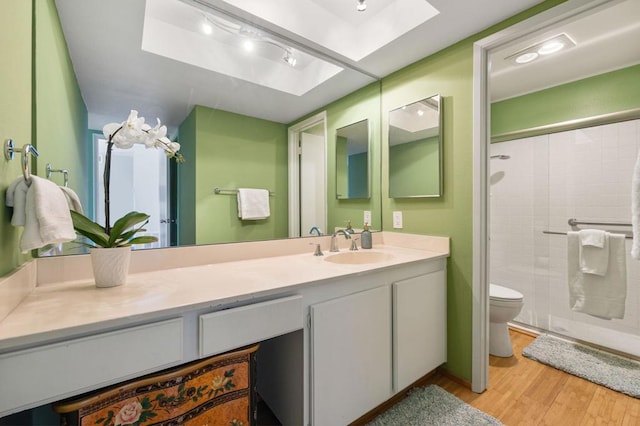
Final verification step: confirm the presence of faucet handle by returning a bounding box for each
[310,243,324,256]
[350,238,359,251]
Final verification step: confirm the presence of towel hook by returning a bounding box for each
[4,139,39,184]
[46,163,69,187]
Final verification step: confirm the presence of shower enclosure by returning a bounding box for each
[489,118,640,357]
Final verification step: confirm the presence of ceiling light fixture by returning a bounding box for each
[202,13,297,67]
[201,20,213,35]
[357,0,367,12]
[283,50,297,67]
[506,33,576,66]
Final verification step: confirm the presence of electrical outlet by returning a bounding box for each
[363,210,371,226]
[393,211,403,229]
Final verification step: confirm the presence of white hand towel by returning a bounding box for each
[578,229,609,276]
[632,148,640,259]
[568,231,627,320]
[5,176,29,226]
[237,188,270,220]
[59,186,84,214]
[20,176,76,252]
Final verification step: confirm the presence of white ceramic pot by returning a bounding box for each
[90,246,132,288]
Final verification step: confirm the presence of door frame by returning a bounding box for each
[471,0,610,393]
[288,111,328,238]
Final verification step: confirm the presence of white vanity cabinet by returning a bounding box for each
[310,258,447,425]
[310,285,393,426]
[0,318,184,415]
[393,269,447,391]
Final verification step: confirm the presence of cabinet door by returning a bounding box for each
[393,269,446,391]
[311,285,392,426]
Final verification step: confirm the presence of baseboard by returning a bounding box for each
[435,366,472,389]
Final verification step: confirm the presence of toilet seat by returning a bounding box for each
[490,284,523,302]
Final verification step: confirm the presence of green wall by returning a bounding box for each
[34,0,89,209]
[380,0,566,381]
[325,82,382,232]
[492,64,640,136]
[178,105,288,245]
[0,0,33,276]
[389,137,440,197]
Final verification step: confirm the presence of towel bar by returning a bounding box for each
[543,230,632,239]
[214,187,275,196]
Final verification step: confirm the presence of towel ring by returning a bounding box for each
[4,139,39,184]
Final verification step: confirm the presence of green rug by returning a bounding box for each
[523,334,640,398]
[366,385,502,425]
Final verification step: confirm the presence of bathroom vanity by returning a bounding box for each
[0,232,448,425]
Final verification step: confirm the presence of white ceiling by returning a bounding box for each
[490,0,640,102]
[54,0,558,134]
[51,0,640,135]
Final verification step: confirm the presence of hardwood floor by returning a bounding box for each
[426,330,640,425]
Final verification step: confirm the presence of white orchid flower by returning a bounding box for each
[145,119,168,148]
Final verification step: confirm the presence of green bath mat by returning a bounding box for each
[523,334,640,398]
[366,385,502,425]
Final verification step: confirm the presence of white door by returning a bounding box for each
[300,132,326,236]
[94,136,169,249]
[288,112,327,237]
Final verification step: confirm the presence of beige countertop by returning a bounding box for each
[0,232,449,352]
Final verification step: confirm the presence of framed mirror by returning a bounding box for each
[388,94,442,198]
[336,119,370,200]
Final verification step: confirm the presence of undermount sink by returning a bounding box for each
[324,251,395,265]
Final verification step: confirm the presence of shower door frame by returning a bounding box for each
[471,0,613,393]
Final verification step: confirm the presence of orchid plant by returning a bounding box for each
[71,110,185,248]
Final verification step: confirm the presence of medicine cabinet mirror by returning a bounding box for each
[336,119,370,200]
[388,94,442,198]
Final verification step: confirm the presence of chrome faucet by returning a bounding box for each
[330,229,351,252]
[309,226,322,236]
[350,238,360,251]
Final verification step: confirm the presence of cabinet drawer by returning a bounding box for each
[0,318,183,416]
[199,295,303,358]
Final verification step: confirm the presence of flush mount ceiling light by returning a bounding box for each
[506,33,576,65]
[356,0,367,12]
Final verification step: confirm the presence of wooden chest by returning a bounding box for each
[53,344,259,426]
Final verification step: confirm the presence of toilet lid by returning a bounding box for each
[490,284,523,301]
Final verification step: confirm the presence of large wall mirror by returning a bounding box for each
[388,94,442,198]
[336,120,370,200]
[41,0,383,255]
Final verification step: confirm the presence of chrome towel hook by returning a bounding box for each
[4,139,39,184]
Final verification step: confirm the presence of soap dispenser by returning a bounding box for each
[361,223,372,249]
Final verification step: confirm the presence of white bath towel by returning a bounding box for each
[20,176,76,252]
[59,186,84,214]
[5,176,29,226]
[632,147,640,259]
[578,229,609,276]
[567,231,627,320]
[237,188,270,220]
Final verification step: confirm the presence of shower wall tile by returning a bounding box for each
[490,119,640,356]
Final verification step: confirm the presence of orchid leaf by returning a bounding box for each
[108,211,151,246]
[125,236,158,246]
[70,210,110,247]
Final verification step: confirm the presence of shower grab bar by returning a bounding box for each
[567,218,631,227]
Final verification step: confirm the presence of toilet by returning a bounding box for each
[489,283,524,357]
